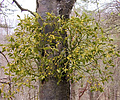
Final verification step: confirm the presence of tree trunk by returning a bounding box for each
[36,0,76,100]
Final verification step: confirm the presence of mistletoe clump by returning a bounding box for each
[1,12,119,97]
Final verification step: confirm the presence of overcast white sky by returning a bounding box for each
[0,0,114,19]
[2,0,112,17]
[0,0,114,34]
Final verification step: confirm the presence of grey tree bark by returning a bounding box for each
[36,0,76,100]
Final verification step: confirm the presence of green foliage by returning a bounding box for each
[118,13,120,16]
[1,12,119,97]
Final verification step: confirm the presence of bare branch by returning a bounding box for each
[0,51,9,65]
[0,81,9,84]
[13,0,36,16]
[79,82,90,99]
[0,0,5,4]
[116,0,120,4]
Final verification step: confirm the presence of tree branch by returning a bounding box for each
[0,51,9,65]
[79,82,89,99]
[0,0,5,4]
[0,81,9,84]
[13,0,36,16]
